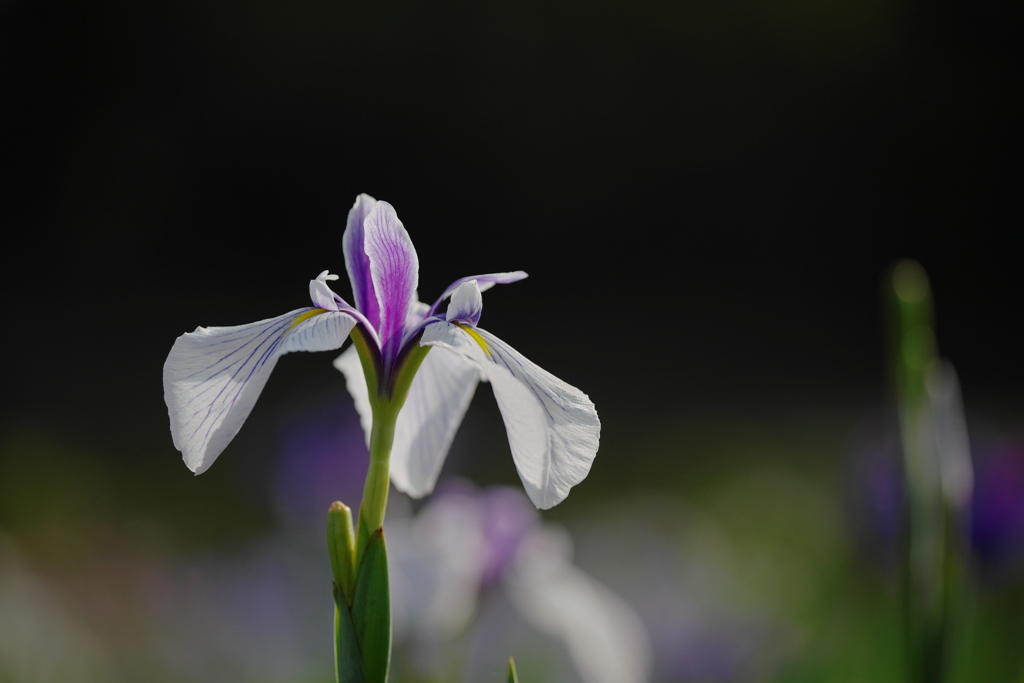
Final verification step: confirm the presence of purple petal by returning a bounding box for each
[364,201,419,365]
[428,271,527,317]
[342,194,381,330]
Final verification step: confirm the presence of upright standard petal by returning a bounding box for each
[164,308,357,474]
[342,194,380,330]
[421,321,600,509]
[364,201,418,364]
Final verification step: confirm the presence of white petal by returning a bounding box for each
[333,345,373,449]
[390,348,482,498]
[309,273,341,310]
[506,527,653,683]
[445,279,482,325]
[421,323,600,509]
[164,309,356,474]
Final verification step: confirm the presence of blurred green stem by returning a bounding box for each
[889,260,974,683]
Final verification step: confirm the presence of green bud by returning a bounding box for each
[507,656,520,683]
[328,501,357,607]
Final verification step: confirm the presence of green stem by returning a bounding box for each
[361,404,398,535]
[349,326,432,537]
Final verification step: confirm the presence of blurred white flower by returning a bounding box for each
[387,484,652,683]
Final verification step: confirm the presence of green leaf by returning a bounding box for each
[334,599,367,683]
[328,502,357,607]
[507,656,520,683]
[352,528,391,683]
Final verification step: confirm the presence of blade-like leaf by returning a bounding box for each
[334,599,367,683]
[353,528,391,683]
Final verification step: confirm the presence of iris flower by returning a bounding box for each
[164,194,600,520]
[387,484,652,683]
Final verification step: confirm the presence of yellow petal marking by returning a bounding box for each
[453,322,492,360]
[288,308,328,330]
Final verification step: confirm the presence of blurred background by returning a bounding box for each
[1,0,1022,680]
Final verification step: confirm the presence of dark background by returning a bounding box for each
[1,0,1022,518]
[3,0,1021,421]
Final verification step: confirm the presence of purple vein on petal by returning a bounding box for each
[183,315,298,382]
[364,201,418,364]
[189,322,289,443]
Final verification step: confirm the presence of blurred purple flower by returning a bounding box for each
[149,540,332,682]
[853,433,1024,579]
[273,398,368,534]
[971,443,1024,572]
[478,485,539,588]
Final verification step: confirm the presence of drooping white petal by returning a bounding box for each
[164,308,357,474]
[421,322,600,509]
[333,345,373,449]
[506,527,652,683]
[390,347,482,498]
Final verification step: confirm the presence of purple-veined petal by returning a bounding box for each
[390,347,482,498]
[445,280,483,326]
[364,201,418,364]
[427,271,528,317]
[506,527,652,683]
[333,346,373,448]
[164,308,357,474]
[343,193,380,329]
[421,322,600,509]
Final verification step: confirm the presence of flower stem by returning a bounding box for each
[349,326,432,537]
[361,404,398,535]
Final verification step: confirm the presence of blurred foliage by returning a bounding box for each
[5,400,1022,681]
